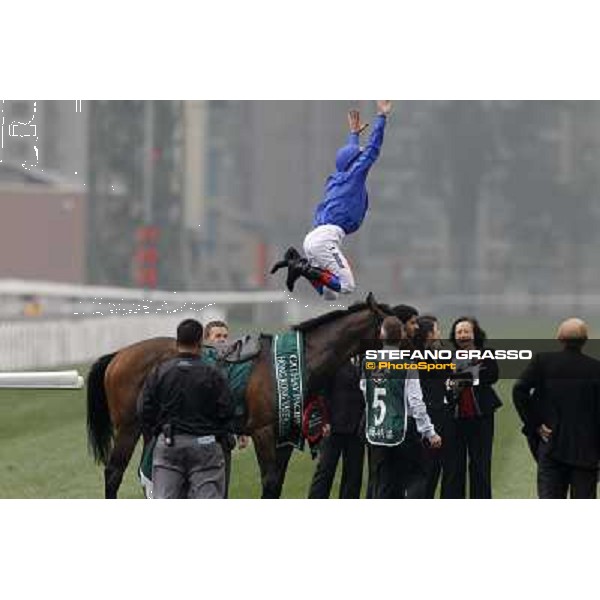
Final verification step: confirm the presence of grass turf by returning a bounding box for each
[0,371,534,498]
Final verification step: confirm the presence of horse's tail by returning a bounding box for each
[86,352,118,465]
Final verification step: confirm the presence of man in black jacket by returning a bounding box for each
[407,315,450,498]
[513,318,600,499]
[391,305,428,498]
[141,319,234,499]
[308,359,365,498]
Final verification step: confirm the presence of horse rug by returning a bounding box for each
[271,330,306,449]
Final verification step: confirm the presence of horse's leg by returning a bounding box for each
[252,425,293,499]
[104,421,142,499]
[273,443,294,497]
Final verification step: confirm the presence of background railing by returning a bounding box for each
[0,313,199,370]
[0,280,291,370]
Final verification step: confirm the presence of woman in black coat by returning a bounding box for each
[441,317,502,499]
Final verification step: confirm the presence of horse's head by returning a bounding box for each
[294,292,392,392]
[366,291,392,324]
[353,292,392,352]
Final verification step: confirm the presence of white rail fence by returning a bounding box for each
[0,370,84,389]
[0,313,207,371]
[0,279,292,371]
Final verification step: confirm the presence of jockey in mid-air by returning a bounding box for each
[271,100,392,300]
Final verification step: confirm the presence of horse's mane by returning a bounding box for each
[292,301,391,332]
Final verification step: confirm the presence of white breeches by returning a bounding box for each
[303,224,356,299]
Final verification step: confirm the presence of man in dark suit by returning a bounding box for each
[308,358,365,498]
[513,318,600,499]
[408,315,450,498]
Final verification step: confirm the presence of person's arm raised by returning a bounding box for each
[347,109,369,144]
[376,100,392,117]
[346,101,392,175]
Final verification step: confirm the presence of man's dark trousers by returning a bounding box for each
[369,442,414,499]
[406,409,449,499]
[308,433,364,498]
[537,441,598,499]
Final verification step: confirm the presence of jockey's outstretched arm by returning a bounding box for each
[347,112,388,176]
[346,130,360,146]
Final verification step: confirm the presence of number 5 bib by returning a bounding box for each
[361,370,407,446]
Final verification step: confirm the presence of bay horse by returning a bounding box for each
[86,292,390,498]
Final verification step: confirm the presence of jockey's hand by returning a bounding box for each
[322,423,331,438]
[427,434,442,449]
[348,109,369,135]
[377,100,392,116]
[237,435,250,450]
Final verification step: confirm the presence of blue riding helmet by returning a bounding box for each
[335,144,362,172]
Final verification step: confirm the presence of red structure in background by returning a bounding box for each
[134,226,160,288]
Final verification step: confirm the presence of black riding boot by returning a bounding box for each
[270,247,341,293]
[295,259,341,293]
[270,247,305,291]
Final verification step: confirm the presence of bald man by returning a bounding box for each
[513,318,600,499]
